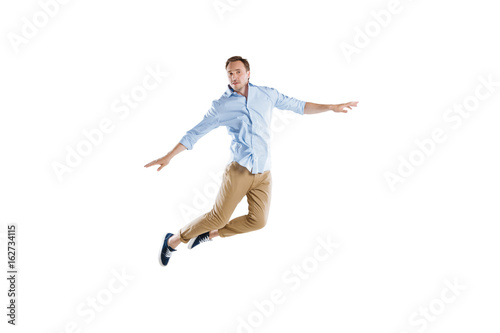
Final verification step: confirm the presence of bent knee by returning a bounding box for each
[249,215,267,230]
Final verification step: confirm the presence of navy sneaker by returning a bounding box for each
[159,232,177,266]
[187,231,212,249]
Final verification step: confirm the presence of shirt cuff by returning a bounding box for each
[179,136,193,150]
[298,100,306,115]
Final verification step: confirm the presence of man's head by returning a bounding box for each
[225,56,250,92]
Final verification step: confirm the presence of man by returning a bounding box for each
[145,56,358,267]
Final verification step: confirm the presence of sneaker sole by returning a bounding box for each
[158,232,170,266]
[187,237,196,250]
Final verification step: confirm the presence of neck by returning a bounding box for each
[236,82,249,98]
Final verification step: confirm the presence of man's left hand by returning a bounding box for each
[333,101,359,113]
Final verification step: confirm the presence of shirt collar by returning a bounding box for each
[224,82,253,97]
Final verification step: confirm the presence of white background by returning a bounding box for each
[1,0,499,332]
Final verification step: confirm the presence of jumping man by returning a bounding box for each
[144,56,358,267]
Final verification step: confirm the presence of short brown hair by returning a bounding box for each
[225,56,250,72]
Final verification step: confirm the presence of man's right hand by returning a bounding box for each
[144,154,171,172]
[144,143,187,172]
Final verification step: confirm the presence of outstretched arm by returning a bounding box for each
[304,101,358,114]
[145,100,220,172]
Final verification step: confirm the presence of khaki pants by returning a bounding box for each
[179,161,272,243]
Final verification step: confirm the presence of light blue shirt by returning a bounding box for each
[179,82,306,174]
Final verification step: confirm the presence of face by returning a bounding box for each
[226,61,250,92]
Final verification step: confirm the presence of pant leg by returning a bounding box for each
[179,161,253,243]
[218,170,272,238]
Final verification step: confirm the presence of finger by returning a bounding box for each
[144,161,157,168]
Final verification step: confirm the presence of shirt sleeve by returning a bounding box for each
[272,88,306,115]
[179,100,220,150]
